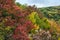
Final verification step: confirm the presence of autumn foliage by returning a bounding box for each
[0,0,35,40]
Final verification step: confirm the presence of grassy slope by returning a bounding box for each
[39,6,60,33]
[40,6,60,21]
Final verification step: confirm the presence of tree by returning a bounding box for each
[0,0,34,40]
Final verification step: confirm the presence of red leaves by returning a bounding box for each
[13,5,21,11]
[0,0,34,40]
[24,20,35,33]
[13,20,34,40]
[0,4,3,8]
[13,24,30,40]
[0,0,15,5]
[13,34,30,40]
[4,18,16,26]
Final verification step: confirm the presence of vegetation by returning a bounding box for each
[40,6,60,21]
[0,0,60,40]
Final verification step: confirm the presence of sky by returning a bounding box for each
[16,0,60,8]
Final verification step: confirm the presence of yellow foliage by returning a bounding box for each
[58,37,60,40]
[28,12,40,30]
[48,19,60,33]
[5,26,11,31]
[28,12,40,34]
[29,12,37,24]
[2,19,7,23]
[34,24,39,30]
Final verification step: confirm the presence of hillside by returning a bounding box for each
[40,6,60,21]
[0,0,60,40]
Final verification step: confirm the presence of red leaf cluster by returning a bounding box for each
[0,0,35,40]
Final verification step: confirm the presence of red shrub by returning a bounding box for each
[0,0,34,40]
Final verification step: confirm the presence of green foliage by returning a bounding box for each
[0,35,4,40]
[28,12,50,30]
[35,13,50,30]
[0,21,14,40]
[16,2,27,9]
[40,6,60,21]
[0,0,60,40]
